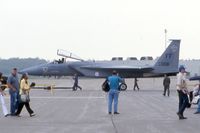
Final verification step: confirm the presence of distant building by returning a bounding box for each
[140,56,153,61]
[179,59,200,76]
[126,57,138,60]
[112,57,123,61]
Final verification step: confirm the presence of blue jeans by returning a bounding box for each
[9,91,19,115]
[197,99,200,112]
[108,90,119,113]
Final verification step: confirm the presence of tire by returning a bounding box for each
[119,83,127,91]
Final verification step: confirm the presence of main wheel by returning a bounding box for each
[119,83,127,91]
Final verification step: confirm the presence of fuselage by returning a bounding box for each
[19,60,156,78]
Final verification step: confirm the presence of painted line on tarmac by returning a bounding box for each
[30,96,104,99]
[75,92,93,121]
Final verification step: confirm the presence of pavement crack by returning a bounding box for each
[75,92,92,122]
[110,115,118,133]
[104,93,118,133]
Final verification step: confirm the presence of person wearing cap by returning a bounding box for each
[7,68,20,116]
[176,65,189,119]
[107,70,123,114]
[15,73,35,117]
[0,72,9,117]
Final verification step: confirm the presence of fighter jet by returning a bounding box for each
[19,39,180,79]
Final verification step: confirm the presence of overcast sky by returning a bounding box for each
[0,0,200,61]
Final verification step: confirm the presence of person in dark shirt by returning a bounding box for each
[72,74,82,91]
[133,78,140,91]
[163,74,171,96]
[7,68,20,116]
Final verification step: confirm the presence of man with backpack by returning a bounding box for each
[107,70,123,115]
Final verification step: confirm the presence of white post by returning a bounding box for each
[164,29,167,49]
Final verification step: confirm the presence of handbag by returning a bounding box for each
[192,95,200,104]
[102,79,110,92]
[20,92,30,103]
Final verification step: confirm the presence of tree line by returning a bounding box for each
[0,58,47,76]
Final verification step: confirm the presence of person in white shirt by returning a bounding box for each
[176,66,189,120]
[193,84,200,114]
[0,72,9,117]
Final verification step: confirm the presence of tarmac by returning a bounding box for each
[0,78,200,133]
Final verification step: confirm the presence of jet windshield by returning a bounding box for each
[57,49,84,61]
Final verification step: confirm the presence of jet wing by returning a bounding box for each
[81,66,154,72]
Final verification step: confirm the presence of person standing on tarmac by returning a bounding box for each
[133,78,140,91]
[7,68,20,116]
[193,84,200,114]
[0,72,9,117]
[72,74,82,91]
[163,74,170,96]
[176,66,189,120]
[107,70,123,115]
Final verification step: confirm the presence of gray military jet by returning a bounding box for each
[19,40,180,89]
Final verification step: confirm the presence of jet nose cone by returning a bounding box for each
[18,65,44,76]
[18,68,34,75]
[18,69,26,74]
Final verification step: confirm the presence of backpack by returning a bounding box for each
[102,79,110,92]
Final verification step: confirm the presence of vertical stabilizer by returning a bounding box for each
[153,40,180,73]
